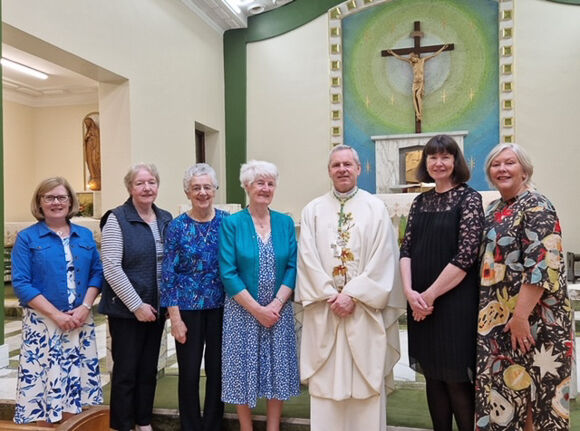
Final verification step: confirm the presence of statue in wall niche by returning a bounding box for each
[386,44,448,123]
[83,113,101,191]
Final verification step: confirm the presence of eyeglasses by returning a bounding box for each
[41,195,70,204]
[191,185,216,193]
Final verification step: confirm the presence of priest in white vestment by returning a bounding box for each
[296,144,406,431]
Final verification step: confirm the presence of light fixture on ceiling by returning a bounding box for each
[1,58,49,80]
[247,2,265,14]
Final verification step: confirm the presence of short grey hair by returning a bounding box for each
[124,163,160,193]
[239,160,279,189]
[328,144,361,167]
[484,143,534,189]
[182,163,218,193]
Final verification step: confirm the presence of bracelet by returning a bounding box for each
[81,302,92,310]
[274,296,284,305]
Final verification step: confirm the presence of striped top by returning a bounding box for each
[101,213,163,312]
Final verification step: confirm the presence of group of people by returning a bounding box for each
[401,137,572,431]
[10,137,572,431]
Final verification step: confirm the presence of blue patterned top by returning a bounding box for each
[61,237,76,305]
[161,209,228,310]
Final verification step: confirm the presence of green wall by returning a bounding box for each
[223,0,344,204]
[0,1,6,345]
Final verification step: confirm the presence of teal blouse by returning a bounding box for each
[218,208,297,299]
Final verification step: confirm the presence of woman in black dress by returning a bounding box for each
[400,135,484,431]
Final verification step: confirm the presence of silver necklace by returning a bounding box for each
[196,220,214,244]
[249,208,269,229]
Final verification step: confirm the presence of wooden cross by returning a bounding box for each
[381,21,454,133]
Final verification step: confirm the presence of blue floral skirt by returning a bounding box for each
[221,235,300,408]
[14,308,103,424]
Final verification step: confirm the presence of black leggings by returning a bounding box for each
[425,377,475,431]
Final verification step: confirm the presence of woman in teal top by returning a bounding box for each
[219,160,300,431]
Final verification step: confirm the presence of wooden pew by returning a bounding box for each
[0,406,110,431]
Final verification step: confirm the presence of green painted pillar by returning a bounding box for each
[223,29,248,207]
[222,0,345,205]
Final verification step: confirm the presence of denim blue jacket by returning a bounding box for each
[11,221,103,310]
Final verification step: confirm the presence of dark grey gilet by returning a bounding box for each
[98,198,172,319]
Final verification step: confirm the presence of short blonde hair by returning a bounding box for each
[30,177,79,221]
[239,160,279,189]
[124,163,160,194]
[484,143,534,189]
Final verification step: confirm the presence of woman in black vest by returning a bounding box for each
[99,163,172,431]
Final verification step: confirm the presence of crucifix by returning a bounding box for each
[382,21,454,133]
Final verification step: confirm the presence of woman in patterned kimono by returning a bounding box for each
[218,160,300,431]
[475,143,572,430]
[11,177,103,425]
[400,135,484,431]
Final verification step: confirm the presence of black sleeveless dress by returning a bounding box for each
[401,184,483,382]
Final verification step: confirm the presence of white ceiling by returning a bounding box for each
[1,0,292,107]
[180,0,294,32]
[2,44,98,107]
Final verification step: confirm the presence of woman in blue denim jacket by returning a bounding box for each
[11,177,103,425]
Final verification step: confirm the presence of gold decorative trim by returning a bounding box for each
[499,0,515,142]
[331,93,342,104]
[501,10,512,20]
[332,110,341,120]
[347,0,358,10]
[501,46,512,57]
[330,27,341,37]
[331,44,341,55]
[332,126,341,136]
[331,77,341,87]
[330,7,342,19]
[331,60,341,71]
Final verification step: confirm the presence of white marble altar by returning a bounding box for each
[373,131,468,193]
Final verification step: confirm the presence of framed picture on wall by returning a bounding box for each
[77,192,95,218]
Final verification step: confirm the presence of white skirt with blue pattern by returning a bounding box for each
[14,308,103,424]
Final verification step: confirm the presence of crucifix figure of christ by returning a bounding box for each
[382,21,454,133]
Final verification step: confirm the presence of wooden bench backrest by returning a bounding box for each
[0,406,109,431]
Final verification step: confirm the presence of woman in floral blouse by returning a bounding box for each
[161,163,228,431]
[475,144,572,430]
